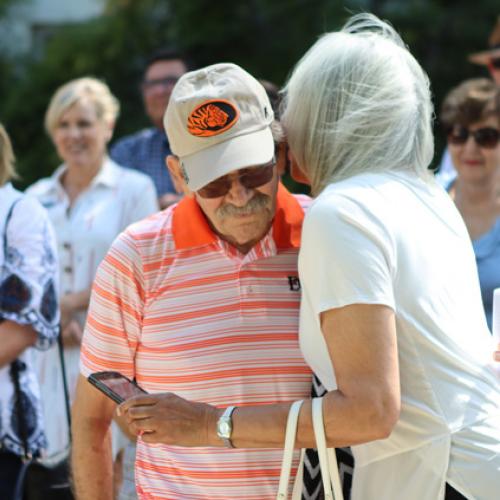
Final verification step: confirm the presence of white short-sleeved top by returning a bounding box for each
[299,171,500,500]
[27,158,159,302]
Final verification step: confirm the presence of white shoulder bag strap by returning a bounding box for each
[277,398,344,500]
[312,397,344,500]
[277,399,304,499]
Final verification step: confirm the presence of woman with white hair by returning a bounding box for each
[117,14,500,500]
[27,77,158,465]
[281,13,500,500]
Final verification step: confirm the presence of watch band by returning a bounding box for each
[216,405,237,448]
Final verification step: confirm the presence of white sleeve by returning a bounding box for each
[299,195,396,316]
[1,196,60,347]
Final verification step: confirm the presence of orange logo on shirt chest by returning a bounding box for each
[187,100,239,137]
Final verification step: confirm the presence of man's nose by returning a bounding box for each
[225,177,254,206]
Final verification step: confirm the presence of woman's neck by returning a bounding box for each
[452,176,500,239]
[61,160,102,204]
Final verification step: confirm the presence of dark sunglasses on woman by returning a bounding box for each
[197,159,276,199]
[447,125,500,149]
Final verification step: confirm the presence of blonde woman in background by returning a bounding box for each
[27,77,158,484]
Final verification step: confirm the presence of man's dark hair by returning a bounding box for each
[145,48,194,73]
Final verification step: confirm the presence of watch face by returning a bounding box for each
[218,420,231,437]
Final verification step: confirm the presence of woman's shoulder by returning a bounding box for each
[16,194,50,224]
[2,184,45,214]
[25,176,57,198]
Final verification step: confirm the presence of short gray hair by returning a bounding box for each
[282,13,434,195]
[45,77,120,136]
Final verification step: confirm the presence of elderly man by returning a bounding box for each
[71,63,314,499]
[110,49,189,208]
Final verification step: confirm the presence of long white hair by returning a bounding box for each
[281,13,434,195]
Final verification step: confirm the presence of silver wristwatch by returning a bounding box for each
[216,405,236,448]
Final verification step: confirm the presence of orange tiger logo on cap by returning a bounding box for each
[187,99,239,137]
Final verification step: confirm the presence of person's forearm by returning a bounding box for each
[62,289,91,313]
[72,376,115,500]
[229,386,398,450]
[120,386,398,451]
[0,320,37,367]
[72,416,114,499]
[60,289,91,329]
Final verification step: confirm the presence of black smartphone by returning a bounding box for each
[88,371,147,404]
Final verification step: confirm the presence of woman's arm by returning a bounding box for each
[231,303,400,449]
[60,289,91,347]
[0,320,37,368]
[118,303,400,449]
[60,289,91,326]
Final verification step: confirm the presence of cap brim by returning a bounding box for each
[180,127,275,192]
[468,47,500,65]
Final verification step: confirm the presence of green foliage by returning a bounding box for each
[1,0,499,190]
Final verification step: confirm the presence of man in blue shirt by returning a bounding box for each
[110,49,189,208]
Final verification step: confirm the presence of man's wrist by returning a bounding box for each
[207,407,225,447]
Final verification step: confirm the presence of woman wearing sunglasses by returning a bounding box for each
[441,78,500,330]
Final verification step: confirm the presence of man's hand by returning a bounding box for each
[60,290,91,329]
[60,294,75,329]
[494,343,500,363]
[61,319,83,347]
[117,393,221,447]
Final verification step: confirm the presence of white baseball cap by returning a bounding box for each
[164,63,275,192]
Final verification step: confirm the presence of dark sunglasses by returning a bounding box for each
[141,76,180,91]
[447,125,500,149]
[490,57,500,70]
[197,160,276,199]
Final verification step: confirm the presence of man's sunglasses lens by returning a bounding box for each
[447,126,500,149]
[198,163,275,198]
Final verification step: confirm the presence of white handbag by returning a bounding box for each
[277,398,344,500]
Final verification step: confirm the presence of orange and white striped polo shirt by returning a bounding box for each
[80,183,312,499]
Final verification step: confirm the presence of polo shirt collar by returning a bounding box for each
[172,183,305,251]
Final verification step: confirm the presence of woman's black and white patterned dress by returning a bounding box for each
[0,182,59,457]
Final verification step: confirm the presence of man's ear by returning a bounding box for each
[166,155,194,197]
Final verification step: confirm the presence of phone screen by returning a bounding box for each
[88,371,147,404]
[103,376,146,400]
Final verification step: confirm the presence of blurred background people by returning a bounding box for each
[440,78,500,330]
[110,48,190,208]
[437,16,500,186]
[0,123,59,499]
[27,77,158,464]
